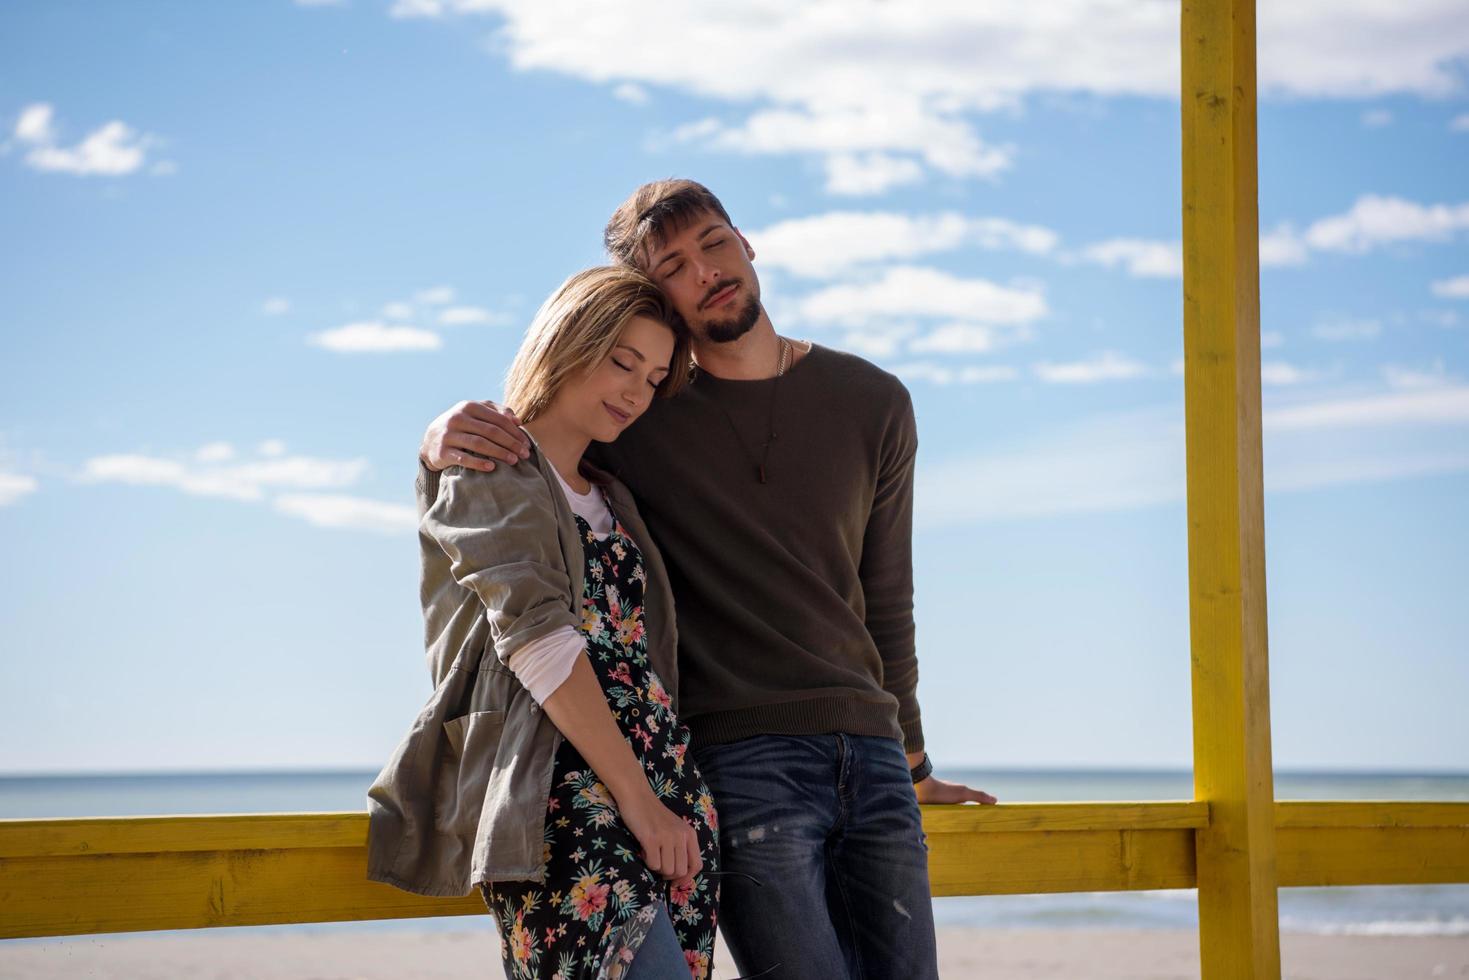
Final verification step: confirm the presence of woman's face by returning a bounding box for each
[555,315,675,443]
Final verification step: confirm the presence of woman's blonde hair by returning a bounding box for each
[503,266,690,424]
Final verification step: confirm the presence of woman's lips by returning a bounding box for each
[603,402,630,425]
[702,283,737,309]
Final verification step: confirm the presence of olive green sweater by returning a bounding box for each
[589,344,924,754]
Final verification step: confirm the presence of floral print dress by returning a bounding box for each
[483,493,720,980]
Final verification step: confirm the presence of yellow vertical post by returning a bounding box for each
[1180,0,1282,978]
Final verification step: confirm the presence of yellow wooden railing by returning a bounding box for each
[3,801,1466,941]
[3,2,1467,977]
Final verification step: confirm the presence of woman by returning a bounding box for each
[368,267,719,980]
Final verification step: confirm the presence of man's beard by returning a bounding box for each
[701,292,761,344]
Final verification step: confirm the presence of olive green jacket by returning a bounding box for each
[366,437,679,897]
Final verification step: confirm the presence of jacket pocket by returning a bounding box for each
[434,709,508,836]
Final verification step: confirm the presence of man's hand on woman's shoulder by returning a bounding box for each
[421,400,532,472]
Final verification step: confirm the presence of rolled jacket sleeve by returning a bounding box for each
[421,464,581,668]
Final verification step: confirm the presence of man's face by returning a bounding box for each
[643,213,762,345]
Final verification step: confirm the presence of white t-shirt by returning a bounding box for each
[503,466,610,703]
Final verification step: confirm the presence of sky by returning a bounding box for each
[1,1,1466,776]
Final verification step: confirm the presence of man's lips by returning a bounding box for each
[701,282,737,310]
[603,402,631,425]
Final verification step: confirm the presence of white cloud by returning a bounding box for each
[1079,239,1183,278]
[1311,318,1381,341]
[415,285,455,305]
[795,266,1046,328]
[892,362,1019,386]
[194,442,236,463]
[1260,361,1318,386]
[390,0,442,15]
[1304,195,1469,253]
[381,301,415,320]
[1383,360,1451,390]
[916,385,1469,527]
[1033,351,1148,384]
[308,321,442,353]
[384,3,1469,192]
[673,106,1012,195]
[748,211,1057,279]
[14,104,56,144]
[1431,274,1469,299]
[1450,113,1469,132]
[823,153,926,196]
[439,305,510,326]
[1361,108,1394,127]
[77,444,416,533]
[612,83,649,105]
[1259,224,1310,267]
[1261,331,1286,349]
[909,323,1004,354]
[81,451,369,502]
[273,494,417,534]
[1264,385,1469,431]
[0,472,38,507]
[13,103,159,177]
[262,297,291,316]
[840,329,911,358]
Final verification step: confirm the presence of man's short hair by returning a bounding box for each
[604,178,735,270]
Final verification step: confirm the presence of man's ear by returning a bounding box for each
[736,228,755,262]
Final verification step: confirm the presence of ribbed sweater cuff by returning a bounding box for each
[900,716,925,756]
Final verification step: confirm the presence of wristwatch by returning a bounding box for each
[909,752,933,784]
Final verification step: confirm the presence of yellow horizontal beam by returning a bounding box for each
[2,800,1466,940]
[919,800,1209,834]
[0,812,366,859]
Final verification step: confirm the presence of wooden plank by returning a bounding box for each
[1278,826,1469,887]
[919,801,1209,834]
[926,829,1198,897]
[0,812,366,858]
[1180,0,1281,976]
[0,848,482,940]
[1276,801,1469,830]
[0,828,1202,939]
[0,802,1209,860]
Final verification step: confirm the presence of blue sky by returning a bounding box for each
[2,1,1466,775]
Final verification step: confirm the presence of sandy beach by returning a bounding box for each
[4,927,1467,979]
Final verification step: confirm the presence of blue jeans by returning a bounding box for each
[692,733,939,980]
[625,903,690,980]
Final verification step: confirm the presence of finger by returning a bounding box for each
[672,841,689,881]
[659,842,677,879]
[441,449,496,473]
[446,419,530,460]
[445,431,521,467]
[965,788,998,805]
[457,403,531,454]
[686,833,703,878]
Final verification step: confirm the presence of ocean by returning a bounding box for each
[3,768,1466,938]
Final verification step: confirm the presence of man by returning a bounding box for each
[420,179,995,979]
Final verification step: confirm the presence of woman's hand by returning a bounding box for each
[420,400,531,472]
[621,792,703,881]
